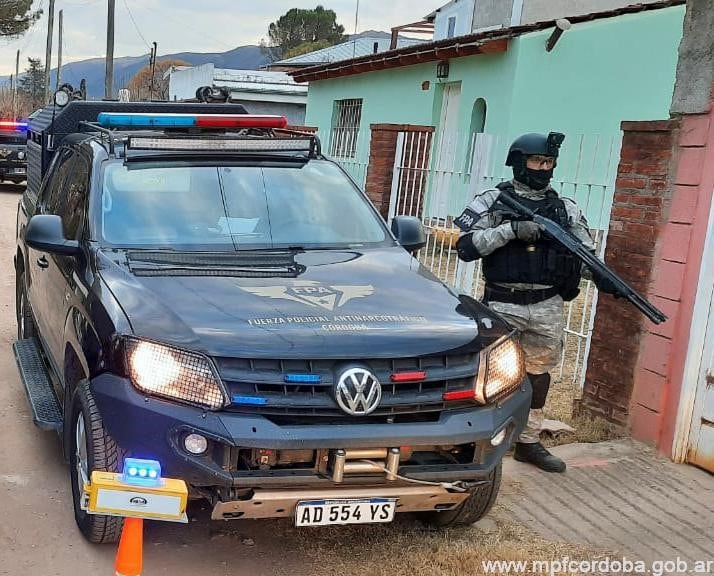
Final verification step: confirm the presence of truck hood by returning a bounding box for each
[98,247,509,358]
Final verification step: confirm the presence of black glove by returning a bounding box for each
[456,233,481,262]
[510,220,541,242]
[592,272,621,297]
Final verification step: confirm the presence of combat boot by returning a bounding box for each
[513,442,566,473]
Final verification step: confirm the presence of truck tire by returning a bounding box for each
[16,271,36,339]
[418,461,502,528]
[69,380,126,544]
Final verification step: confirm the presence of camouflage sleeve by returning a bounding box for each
[457,189,516,256]
[563,198,596,251]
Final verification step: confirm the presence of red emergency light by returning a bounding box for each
[0,120,28,131]
[97,112,288,130]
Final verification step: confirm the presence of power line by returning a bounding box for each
[60,0,101,6]
[121,0,150,50]
[130,2,235,51]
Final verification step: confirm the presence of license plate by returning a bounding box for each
[295,498,396,527]
[10,168,25,174]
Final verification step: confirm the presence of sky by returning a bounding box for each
[0,0,442,75]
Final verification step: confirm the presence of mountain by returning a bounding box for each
[1,45,275,100]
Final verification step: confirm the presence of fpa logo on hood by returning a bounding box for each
[241,281,374,311]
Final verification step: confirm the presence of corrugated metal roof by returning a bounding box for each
[275,35,426,66]
[213,69,307,95]
[290,0,685,83]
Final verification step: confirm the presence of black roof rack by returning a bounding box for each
[26,101,322,195]
[77,121,322,159]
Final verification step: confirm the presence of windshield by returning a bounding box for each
[0,133,26,145]
[100,160,389,250]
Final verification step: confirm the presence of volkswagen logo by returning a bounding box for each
[335,367,382,416]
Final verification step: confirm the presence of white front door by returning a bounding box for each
[430,83,462,220]
[688,291,714,473]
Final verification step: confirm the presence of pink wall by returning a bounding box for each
[632,111,714,454]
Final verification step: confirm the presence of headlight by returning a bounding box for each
[124,338,227,410]
[475,336,526,404]
[17,151,25,159]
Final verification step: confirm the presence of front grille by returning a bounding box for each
[215,354,480,420]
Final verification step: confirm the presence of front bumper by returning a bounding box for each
[0,160,26,177]
[91,373,530,489]
[211,485,469,520]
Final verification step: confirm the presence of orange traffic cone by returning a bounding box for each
[115,518,143,576]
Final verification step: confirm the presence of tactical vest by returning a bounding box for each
[482,183,581,294]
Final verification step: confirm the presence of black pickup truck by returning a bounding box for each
[14,101,530,544]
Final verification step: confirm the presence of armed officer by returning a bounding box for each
[455,132,616,473]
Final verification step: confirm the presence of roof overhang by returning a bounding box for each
[290,37,508,83]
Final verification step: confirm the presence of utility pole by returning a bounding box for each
[149,42,157,101]
[352,0,360,58]
[147,44,154,101]
[105,0,116,99]
[44,0,56,104]
[56,10,64,92]
[13,49,19,118]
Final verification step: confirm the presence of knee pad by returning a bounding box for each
[528,373,551,409]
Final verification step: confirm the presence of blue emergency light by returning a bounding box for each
[0,120,28,132]
[284,374,321,384]
[121,457,163,487]
[97,113,288,130]
[232,395,268,406]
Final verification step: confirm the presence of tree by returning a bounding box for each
[0,86,32,119]
[18,58,45,109]
[268,6,344,53]
[126,59,189,102]
[284,39,332,60]
[259,39,282,64]
[0,0,41,39]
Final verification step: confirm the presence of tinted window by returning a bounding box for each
[100,161,388,250]
[39,148,74,213]
[54,155,90,239]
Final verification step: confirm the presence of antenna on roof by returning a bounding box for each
[353,0,360,58]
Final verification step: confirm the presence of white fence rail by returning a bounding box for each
[388,130,622,389]
[328,127,370,188]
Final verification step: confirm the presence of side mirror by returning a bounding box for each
[25,215,80,256]
[391,216,426,253]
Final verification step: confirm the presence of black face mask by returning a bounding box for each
[521,167,553,190]
[513,157,554,190]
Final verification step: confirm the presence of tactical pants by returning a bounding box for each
[487,295,564,444]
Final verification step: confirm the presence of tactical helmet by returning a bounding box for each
[505,132,565,166]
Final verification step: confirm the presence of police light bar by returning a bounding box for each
[0,120,28,132]
[97,112,288,130]
[128,136,314,153]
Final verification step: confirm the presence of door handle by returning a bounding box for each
[36,256,49,269]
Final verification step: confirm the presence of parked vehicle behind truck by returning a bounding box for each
[0,120,28,185]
